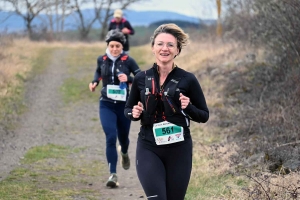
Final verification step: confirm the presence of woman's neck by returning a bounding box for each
[157,62,175,77]
[106,48,121,62]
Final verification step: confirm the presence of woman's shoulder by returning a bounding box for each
[121,54,137,62]
[134,70,146,79]
[125,55,136,62]
[97,54,107,61]
[175,66,196,79]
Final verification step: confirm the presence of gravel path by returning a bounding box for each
[0,49,145,199]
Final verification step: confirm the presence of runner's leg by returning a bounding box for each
[136,141,167,200]
[100,101,118,173]
[116,102,130,154]
[165,138,193,200]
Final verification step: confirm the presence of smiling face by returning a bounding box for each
[152,33,179,65]
[108,41,123,57]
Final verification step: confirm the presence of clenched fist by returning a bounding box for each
[179,93,190,109]
[132,101,143,118]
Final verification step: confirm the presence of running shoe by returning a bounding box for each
[106,173,119,188]
[121,152,130,170]
[118,145,130,170]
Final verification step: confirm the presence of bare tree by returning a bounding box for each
[223,0,300,64]
[58,0,69,35]
[42,0,57,40]
[98,0,144,40]
[97,0,113,41]
[67,0,144,41]
[0,0,146,41]
[42,0,70,40]
[66,0,98,40]
[1,0,54,39]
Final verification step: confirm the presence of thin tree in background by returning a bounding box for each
[54,0,69,40]
[216,0,222,37]
[67,0,99,40]
[98,0,113,41]
[1,0,53,40]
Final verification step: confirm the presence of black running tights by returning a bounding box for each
[136,138,193,200]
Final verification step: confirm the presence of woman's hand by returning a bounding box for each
[179,93,190,109]
[89,82,97,92]
[121,27,130,34]
[132,101,144,118]
[118,73,128,82]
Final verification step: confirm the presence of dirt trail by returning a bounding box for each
[0,49,145,199]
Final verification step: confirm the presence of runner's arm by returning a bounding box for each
[182,74,209,123]
[125,21,135,35]
[92,56,103,85]
[124,72,143,121]
[127,57,141,83]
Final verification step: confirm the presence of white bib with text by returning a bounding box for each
[152,121,184,145]
[106,84,126,101]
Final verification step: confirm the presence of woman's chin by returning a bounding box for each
[158,58,172,64]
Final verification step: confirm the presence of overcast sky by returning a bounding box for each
[128,0,218,19]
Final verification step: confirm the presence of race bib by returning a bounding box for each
[153,121,184,145]
[106,84,126,101]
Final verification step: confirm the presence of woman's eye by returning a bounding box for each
[110,45,120,48]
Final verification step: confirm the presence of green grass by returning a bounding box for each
[0,144,105,200]
[0,181,57,200]
[31,48,55,75]
[59,76,99,104]
[22,144,72,164]
[59,46,104,104]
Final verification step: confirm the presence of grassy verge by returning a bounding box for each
[0,46,54,132]
[60,45,105,104]
[0,144,105,200]
[0,42,111,199]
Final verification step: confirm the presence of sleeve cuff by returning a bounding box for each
[92,80,99,86]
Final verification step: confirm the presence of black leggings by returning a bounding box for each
[136,138,193,200]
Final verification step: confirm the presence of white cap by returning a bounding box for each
[114,9,123,18]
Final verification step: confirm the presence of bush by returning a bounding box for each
[223,0,300,69]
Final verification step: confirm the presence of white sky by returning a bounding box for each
[128,0,218,19]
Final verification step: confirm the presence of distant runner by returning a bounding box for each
[89,29,140,188]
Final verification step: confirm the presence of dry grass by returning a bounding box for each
[0,38,108,133]
[191,39,300,199]
[0,38,107,96]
